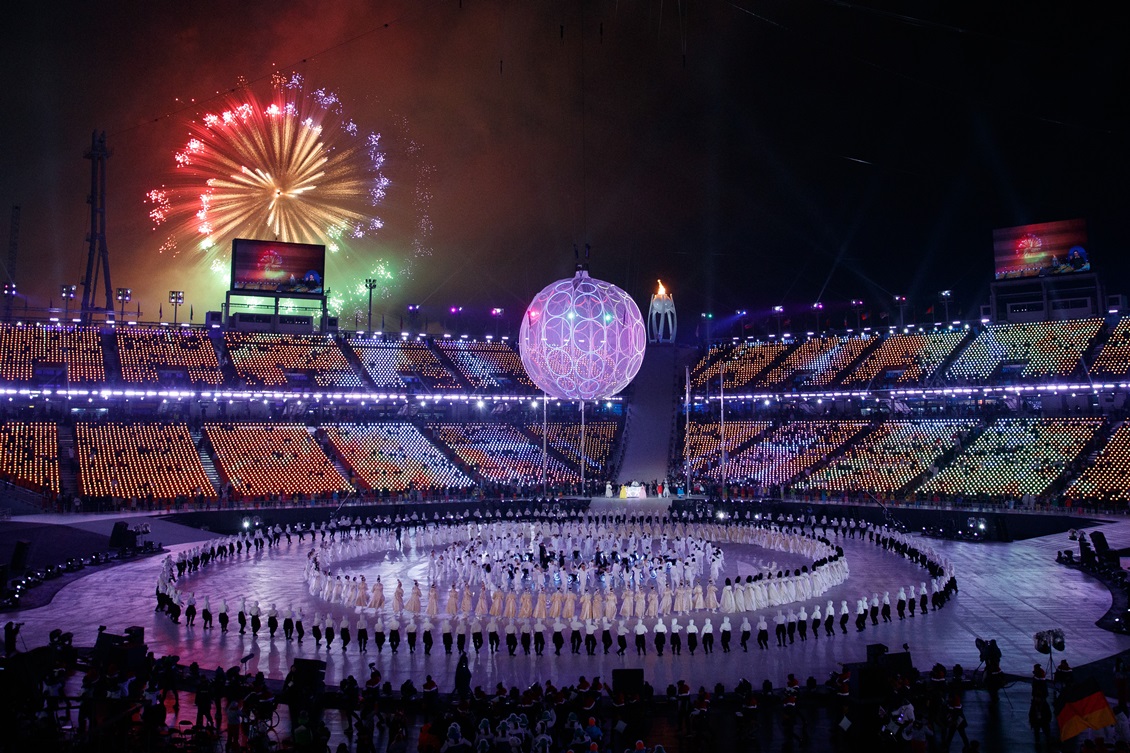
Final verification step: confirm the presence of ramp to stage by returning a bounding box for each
[616,344,692,484]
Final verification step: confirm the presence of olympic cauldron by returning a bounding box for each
[518,264,646,401]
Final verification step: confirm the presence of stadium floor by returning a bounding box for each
[7,504,1130,699]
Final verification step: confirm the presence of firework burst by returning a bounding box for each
[148,73,405,314]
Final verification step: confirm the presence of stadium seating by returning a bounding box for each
[709,420,869,486]
[683,420,772,474]
[1065,422,1130,505]
[793,419,977,494]
[945,319,1103,381]
[1090,316,1130,377]
[0,421,60,495]
[917,418,1102,498]
[437,339,536,392]
[116,326,224,385]
[320,423,474,491]
[428,422,578,484]
[690,341,787,391]
[803,333,878,386]
[842,330,968,386]
[224,332,362,388]
[347,338,460,390]
[205,423,352,498]
[757,336,844,388]
[0,323,105,384]
[525,421,620,477]
[75,422,213,501]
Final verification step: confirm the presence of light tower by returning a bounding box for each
[60,284,77,321]
[364,278,378,332]
[169,290,184,324]
[648,280,677,343]
[80,132,115,320]
[116,288,131,321]
[4,206,18,323]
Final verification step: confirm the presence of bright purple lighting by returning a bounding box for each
[519,266,646,400]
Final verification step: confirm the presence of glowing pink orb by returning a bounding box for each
[519,266,646,400]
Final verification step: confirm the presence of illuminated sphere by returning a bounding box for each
[519,265,647,400]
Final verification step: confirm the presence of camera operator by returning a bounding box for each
[4,621,21,655]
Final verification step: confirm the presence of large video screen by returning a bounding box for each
[231,238,325,297]
[993,219,1090,281]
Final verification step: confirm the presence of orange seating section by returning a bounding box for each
[117,327,223,385]
[0,421,60,495]
[682,421,772,474]
[843,331,967,386]
[75,422,212,500]
[205,423,352,497]
[1091,316,1130,377]
[0,323,105,384]
[225,332,362,388]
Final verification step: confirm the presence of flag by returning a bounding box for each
[190,305,194,321]
[925,305,934,315]
[159,304,163,320]
[1057,679,1115,740]
[861,311,869,321]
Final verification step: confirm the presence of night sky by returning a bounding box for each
[1,0,1126,337]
